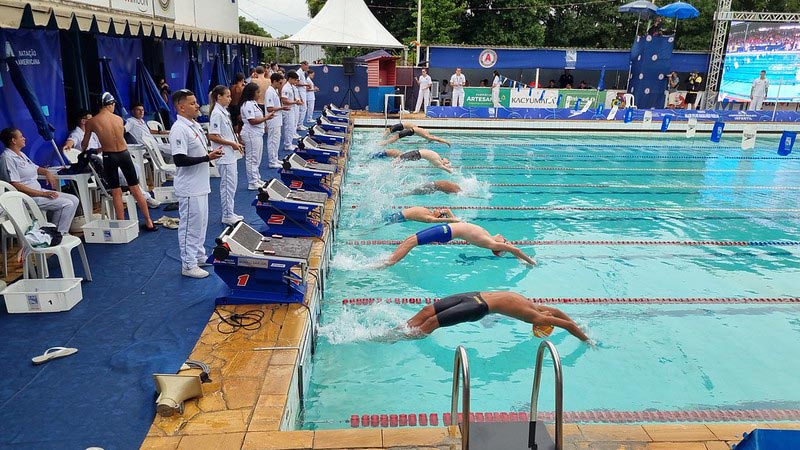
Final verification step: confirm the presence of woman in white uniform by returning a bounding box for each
[238,82,275,190]
[305,69,318,124]
[208,85,245,225]
[62,110,100,152]
[1,128,79,234]
[491,70,502,107]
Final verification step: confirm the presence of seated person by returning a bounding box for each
[382,222,536,267]
[439,80,452,106]
[384,206,459,224]
[380,122,451,147]
[62,110,100,152]
[1,128,79,234]
[371,148,452,173]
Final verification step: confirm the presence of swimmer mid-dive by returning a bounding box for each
[404,180,461,195]
[379,122,451,147]
[403,291,590,342]
[384,206,460,224]
[382,222,537,266]
[371,148,453,173]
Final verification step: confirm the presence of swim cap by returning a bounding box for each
[533,325,554,338]
[101,92,116,106]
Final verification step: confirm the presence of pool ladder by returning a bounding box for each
[450,341,563,450]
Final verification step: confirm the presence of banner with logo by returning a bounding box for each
[110,0,153,16]
[509,88,559,109]
[463,87,510,107]
[558,89,607,108]
[72,0,110,6]
[153,0,175,20]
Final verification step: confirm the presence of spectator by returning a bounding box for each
[558,69,573,89]
[667,71,680,93]
[578,80,590,89]
[439,79,451,106]
[230,72,246,131]
[479,79,489,87]
[685,71,703,110]
[157,77,171,105]
[547,79,557,88]
[647,17,664,36]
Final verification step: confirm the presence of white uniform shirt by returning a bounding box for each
[307,78,316,100]
[124,117,152,144]
[240,100,265,135]
[450,73,466,92]
[492,75,501,91]
[282,82,297,113]
[169,115,210,197]
[296,70,308,100]
[752,77,769,97]
[418,74,432,92]
[265,85,283,122]
[209,104,237,165]
[68,127,100,150]
[2,150,41,191]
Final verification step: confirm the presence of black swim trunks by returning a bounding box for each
[434,292,490,328]
[102,150,139,189]
[389,123,404,133]
[398,128,415,138]
[399,149,421,161]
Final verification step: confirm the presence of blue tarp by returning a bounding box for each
[285,64,369,111]
[199,42,219,97]
[629,35,674,109]
[210,54,230,93]
[96,36,143,116]
[186,58,206,105]
[0,28,67,166]
[99,57,128,117]
[133,58,170,123]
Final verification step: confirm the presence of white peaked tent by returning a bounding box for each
[286,0,404,48]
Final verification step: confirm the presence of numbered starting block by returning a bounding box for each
[280,153,336,196]
[254,179,327,237]
[315,117,349,135]
[296,138,341,164]
[326,104,350,116]
[212,221,312,305]
[307,126,346,145]
[322,109,350,125]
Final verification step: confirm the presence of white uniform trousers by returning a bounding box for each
[35,192,79,233]
[266,117,283,165]
[452,89,465,107]
[414,88,431,113]
[178,194,208,271]
[217,162,237,220]
[241,131,264,186]
[283,108,297,150]
[491,88,500,107]
[749,96,765,111]
[305,96,316,123]
[297,97,308,130]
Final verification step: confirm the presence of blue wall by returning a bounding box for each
[96,35,143,115]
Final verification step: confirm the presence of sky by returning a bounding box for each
[238,0,311,38]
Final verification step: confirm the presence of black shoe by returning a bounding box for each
[141,223,159,232]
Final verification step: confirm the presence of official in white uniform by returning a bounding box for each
[208,85,245,225]
[169,89,224,279]
[305,69,318,124]
[266,73,291,168]
[62,110,100,151]
[124,102,170,153]
[240,82,273,190]
[749,70,769,111]
[1,128,79,234]
[491,70,502,107]
[282,71,302,151]
[413,68,433,113]
[450,68,466,107]
[296,62,310,130]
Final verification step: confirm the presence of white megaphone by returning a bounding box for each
[153,360,210,417]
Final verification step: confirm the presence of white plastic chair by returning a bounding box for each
[0,181,19,276]
[0,191,92,281]
[63,148,102,204]
[623,93,637,109]
[142,134,176,187]
[147,120,171,149]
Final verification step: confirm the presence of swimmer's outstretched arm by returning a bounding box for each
[428,158,453,173]
[489,241,537,266]
[379,135,400,147]
[415,128,451,147]
[381,237,417,267]
[539,316,590,342]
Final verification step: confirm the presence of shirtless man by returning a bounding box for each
[83,92,157,231]
[382,222,536,266]
[380,122,451,147]
[405,180,461,195]
[384,206,459,224]
[372,148,452,173]
[404,291,590,342]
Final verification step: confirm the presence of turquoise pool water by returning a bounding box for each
[302,130,800,429]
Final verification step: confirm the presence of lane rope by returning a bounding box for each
[484,183,800,190]
[352,205,800,212]
[345,239,800,247]
[339,297,800,305]
[428,152,800,160]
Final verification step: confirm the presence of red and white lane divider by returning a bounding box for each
[435,152,800,161]
[351,205,800,213]
[339,297,800,306]
[347,408,800,428]
[345,239,800,247]
[483,183,800,190]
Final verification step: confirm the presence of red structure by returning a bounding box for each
[362,50,398,87]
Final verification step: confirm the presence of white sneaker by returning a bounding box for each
[247,183,261,191]
[197,257,212,267]
[222,216,241,226]
[296,126,305,131]
[269,164,282,169]
[182,266,209,278]
[231,213,245,221]
[146,198,161,208]
[293,133,301,139]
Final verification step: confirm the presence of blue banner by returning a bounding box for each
[199,42,219,97]
[96,36,143,116]
[0,29,68,166]
[711,121,725,142]
[661,114,673,132]
[778,131,796,156]
[301,65,369,111]
[629,35,673,110]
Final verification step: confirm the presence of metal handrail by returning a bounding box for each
[450,345,471,450]
[529,340,563,450]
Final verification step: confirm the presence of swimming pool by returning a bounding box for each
[302,130,800,429]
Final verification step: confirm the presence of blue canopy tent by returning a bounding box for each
[1,42,66,166]
[99,57,128,117]
[186,57,206,105]
[231,55,245,80]
[133,58,171,127]
[209,54,230,92]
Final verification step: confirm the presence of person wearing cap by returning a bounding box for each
[169,89,225,278]
[381,222,536,267]
[685,71,703,110]
[83,92,157,231]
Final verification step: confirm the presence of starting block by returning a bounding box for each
[296,138,341,164]
[212,221,312,305]
[322,109,350,124]
[307,126,345,145]
[254,179,327,237]
[316,117,349,135]
[280,154,336,196]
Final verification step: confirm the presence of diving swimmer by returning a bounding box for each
[382,222,537,266]
[405,180,461,195]
[384,206,460,224]
[380,122,451,147]
[404,291,590,342]
[371,148,453,173]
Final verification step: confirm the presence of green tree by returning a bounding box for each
[460,0,548,47]
[238,16,294,65]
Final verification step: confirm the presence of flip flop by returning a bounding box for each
[31,347,78,365]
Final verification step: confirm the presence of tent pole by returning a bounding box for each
[50,140,67,167]
[416,0,422,66]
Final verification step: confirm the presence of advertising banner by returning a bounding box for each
[72,0,110,6]
[463,87,510,107]
[153,0,175,20]
[509,88,559,108]
[110,0,153,16]
[559,89,606,108]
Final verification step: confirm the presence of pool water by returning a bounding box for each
[301,130,800,430]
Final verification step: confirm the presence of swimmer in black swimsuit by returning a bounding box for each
[372,148,452,173]
[404,180,462,195]
[380,121,451,147]
[404,291,590,342]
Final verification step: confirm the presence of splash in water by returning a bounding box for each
[455,174,492,199]
[331,249,392,270]
[318,305,417,344]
